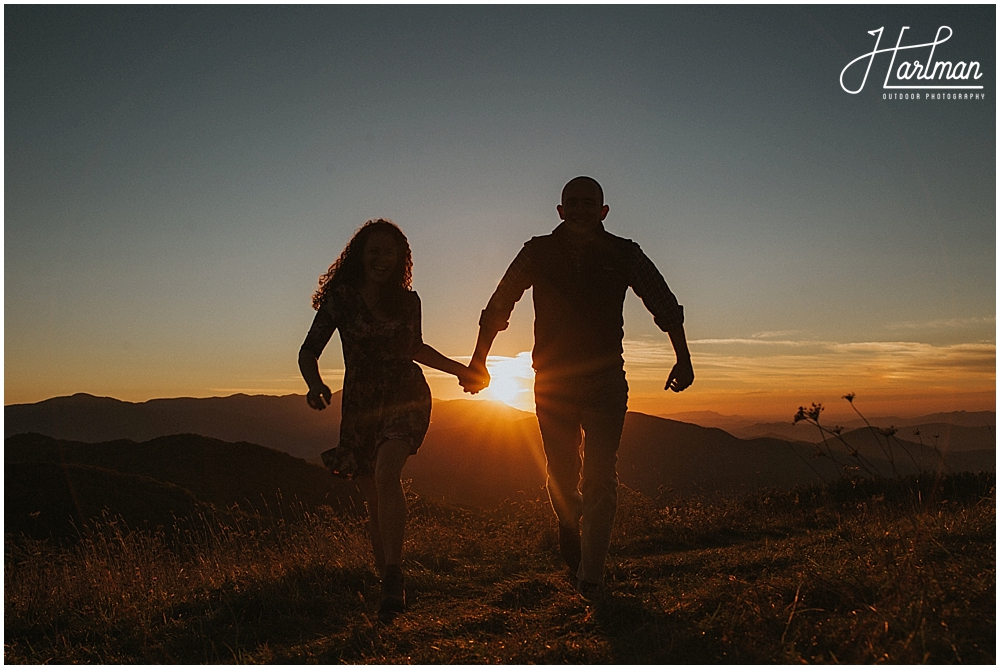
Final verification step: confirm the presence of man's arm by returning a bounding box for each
[466,244,534,393]
[625,241,693,393]
[466,326,499,392]
[665,325,694,392]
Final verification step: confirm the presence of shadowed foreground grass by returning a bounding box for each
[5,473,995,664]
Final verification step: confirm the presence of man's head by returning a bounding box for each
[558,176,609,237]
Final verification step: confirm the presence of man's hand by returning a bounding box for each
[461,361,491,394]
[665,358,694,393]
[306,383,333,410]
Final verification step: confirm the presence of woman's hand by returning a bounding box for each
[413,344,489,394]
[458,363,490,394]
[307,384,333,410]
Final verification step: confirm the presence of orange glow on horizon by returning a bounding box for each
[420,342,995,422]
[5,340,993,424]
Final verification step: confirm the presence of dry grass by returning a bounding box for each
[5,505,373,663]
[5,473,995,664]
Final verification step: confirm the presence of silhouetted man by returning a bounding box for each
[466,176,694,598]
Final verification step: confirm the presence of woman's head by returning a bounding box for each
[312,219,413,309]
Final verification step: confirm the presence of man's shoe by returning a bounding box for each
[575,578,601,601]
[378,564,405,622]
[558,523,581,573]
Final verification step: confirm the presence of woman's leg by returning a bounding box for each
[354,476,385,576]
[373,439,411,567]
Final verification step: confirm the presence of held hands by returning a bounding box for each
[459,361,490,394]
[665,358,694,393]
[306,383,333,410]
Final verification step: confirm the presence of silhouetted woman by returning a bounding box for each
[299,218,474,622]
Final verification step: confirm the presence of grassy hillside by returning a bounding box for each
[5,433,362,542]
[7,408,993,542]
[5,461,208,541]
[5,473,994,664]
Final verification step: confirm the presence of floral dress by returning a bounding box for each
[300,284,431,479]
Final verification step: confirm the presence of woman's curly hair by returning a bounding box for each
[312,218,413,310]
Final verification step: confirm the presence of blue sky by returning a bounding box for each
[5,5,995,418]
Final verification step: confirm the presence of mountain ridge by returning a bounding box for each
[7,393,993,496]
[8,393,992,464]
[6,391,994,542]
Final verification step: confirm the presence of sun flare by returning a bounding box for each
[483,353,535,411]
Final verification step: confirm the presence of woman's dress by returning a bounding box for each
[300,284,431,479]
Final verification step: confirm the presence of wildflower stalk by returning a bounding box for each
[794,400,880,480]
[917,431,951,474]
[885,429,923,473]
[783,439,828,483]
[843,393,899,477]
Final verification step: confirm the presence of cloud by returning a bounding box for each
[622,336,996,390]
[687,338,815,347]
[826,341,995,377]
[884,316,996,330]
[749,330,807,339]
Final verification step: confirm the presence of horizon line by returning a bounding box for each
[6,390,995,423]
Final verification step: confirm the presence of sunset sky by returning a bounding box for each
[6,5,995,421]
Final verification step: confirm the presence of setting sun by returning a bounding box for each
[482,353,535,411]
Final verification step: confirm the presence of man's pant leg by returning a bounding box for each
[535,401,584,533]
[577,406,627,585]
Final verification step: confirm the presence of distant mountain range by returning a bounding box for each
[661,409,995,451]
[662,408,996,430]
[5,392,342,462]
[5,394,994,540]
[9,393,993,462]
